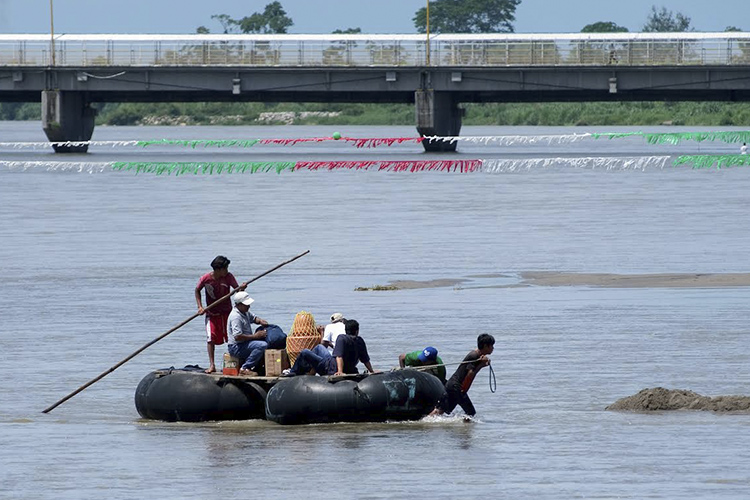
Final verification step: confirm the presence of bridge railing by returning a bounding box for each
[1,33,749,67]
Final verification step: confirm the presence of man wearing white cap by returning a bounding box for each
[227,292,269,376]
[321,312,346,352]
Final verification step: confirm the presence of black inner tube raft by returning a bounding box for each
[265,369,446,425]
[135,367,267,422]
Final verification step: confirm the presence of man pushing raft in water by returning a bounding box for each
[430,333,495,419]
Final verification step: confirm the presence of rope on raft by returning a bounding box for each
[400,358,497,393]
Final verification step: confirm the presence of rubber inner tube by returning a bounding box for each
[135,368,267,422]
[265,370,446,425]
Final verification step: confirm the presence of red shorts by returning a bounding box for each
[205,312,229,345]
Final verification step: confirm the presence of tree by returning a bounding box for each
[211,14,239,34]
[642,5,692,32]
[332,27,362,34]
[239,2,293,34]
[206,2,293,35]
[196,26,210,34]
[581,21,629,33]
[413,0,521,34]
[725,26,743,32]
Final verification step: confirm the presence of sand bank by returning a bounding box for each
[356,272,750,291]
[607,387,750,412]
[521,272,750,288]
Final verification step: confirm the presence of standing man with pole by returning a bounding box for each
[196,256,246,374]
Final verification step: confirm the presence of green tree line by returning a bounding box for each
[196,2,742,35]
[6,100,750,127]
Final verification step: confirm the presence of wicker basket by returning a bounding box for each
[286,311,321,365]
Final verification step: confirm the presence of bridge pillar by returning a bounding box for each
[42,90,96,153]
[415,89,462,152]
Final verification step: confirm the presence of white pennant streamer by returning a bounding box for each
[482,156,672,172]
[423,134,594,146]
[0,140,141,149]
[0,161,111,173]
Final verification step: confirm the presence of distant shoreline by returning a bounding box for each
[3,101,750,127]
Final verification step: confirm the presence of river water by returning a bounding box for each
[1,122,750,499]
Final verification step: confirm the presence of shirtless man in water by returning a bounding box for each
[430,333,494,418]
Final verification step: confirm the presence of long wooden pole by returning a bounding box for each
[42,250,310,414]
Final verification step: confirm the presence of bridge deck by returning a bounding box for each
[1,33,750,68]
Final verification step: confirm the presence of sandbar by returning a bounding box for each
[607,387,750,412]
[521,272,750,288]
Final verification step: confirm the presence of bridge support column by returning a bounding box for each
[415,89,462,152]
[42,90,96,153]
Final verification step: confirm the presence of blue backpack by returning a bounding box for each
[260,324,287,350]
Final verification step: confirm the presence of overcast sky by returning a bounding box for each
[0,0,745,34]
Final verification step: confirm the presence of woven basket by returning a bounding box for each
[286,311,321,365]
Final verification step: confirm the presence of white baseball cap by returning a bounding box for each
[330,312,344,322]
[233,291,254,306]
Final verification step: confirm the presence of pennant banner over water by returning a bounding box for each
[0,137,425,150]
[0,131,749,150]
[3,155,748,174]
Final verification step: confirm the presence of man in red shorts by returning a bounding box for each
[195,255,246,373]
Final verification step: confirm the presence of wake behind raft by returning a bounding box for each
[134,367,446,424]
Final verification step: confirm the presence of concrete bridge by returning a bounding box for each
[1,33,749,152]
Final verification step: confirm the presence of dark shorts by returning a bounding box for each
[437,385,476,416]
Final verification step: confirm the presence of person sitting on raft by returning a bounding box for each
[282,319,375,377]
[430,333,495,418]
[227,292,269,376]
[333,319,375,376]
[321,312,346,352]
[399,346,447,384]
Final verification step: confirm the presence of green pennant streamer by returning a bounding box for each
[590,132,641,141]
[673,155,750,169]
[594,131,750,145]
[135,139,260,149]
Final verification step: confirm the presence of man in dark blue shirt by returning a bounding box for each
[333,319,375,375]
[281,318,375,377]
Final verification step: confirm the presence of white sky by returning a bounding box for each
[0,0,745,34]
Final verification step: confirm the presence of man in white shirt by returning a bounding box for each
[321,312,346,352]
[741,143,747,155]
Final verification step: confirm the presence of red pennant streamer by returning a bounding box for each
[291,160,481,172]
[258,136,423,148]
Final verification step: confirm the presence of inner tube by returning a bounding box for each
[135,367,267,422]
[265,370,446,425]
